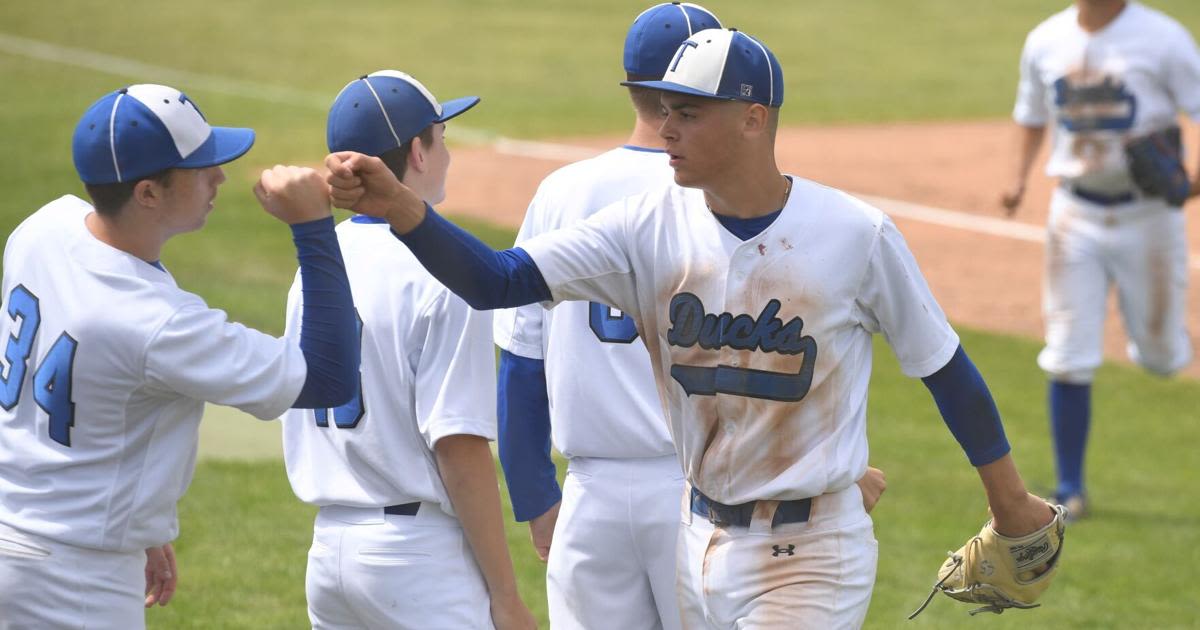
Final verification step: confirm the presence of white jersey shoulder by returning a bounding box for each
[494,147,676,459]
[282,218,496,515]
[0,195,306,552]
[523,177,957,503]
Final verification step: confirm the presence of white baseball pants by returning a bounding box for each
[305,504,493,629]
[0,522,145,630]
[547,455,685,630]
[1039,189,1192,382]
[676,484,877,629]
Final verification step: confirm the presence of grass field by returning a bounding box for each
[3,1,1200,628]
[5,1,1200,332]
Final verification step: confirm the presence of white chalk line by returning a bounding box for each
[4,33,1198,271]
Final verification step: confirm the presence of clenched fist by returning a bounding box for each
[253,165,332,225]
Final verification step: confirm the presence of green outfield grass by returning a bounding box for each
[163,324,1200,629]
[4,1,1200,333]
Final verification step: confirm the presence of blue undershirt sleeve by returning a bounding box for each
[920,345,1011,467]
[497,349,561,522]
[394,205,552,310]
[289,217,360,409]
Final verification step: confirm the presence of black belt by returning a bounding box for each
[690,487,811,527]
[1068,185,1135,206]
[383,502,421,516]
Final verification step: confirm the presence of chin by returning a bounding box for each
[672,169,701,189]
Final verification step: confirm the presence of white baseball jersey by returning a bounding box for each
[1014,1,1200,191]
[281,217,496,517]
[520,180,958,505]
[0,195,306,552]
[494,146,675,459]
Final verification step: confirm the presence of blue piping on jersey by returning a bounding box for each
[621,145,667,153]
[350,215,389,224]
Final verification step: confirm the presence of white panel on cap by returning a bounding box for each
[662,28,732,96]
[126,84,212,159]
[368,70,442,117]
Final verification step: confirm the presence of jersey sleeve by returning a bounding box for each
[494,192,549,359]
[854,217,960,378]
[1012,30,1049,127]
[415,289,498,448]
[518,197,639,315]
[1164,21,1200,119]
[144,300,306,420]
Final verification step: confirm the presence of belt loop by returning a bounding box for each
[748,500,779,534]
[682,484,694,526]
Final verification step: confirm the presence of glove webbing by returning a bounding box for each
[907,551,961,620]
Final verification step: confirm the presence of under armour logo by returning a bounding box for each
[771,544,795,557]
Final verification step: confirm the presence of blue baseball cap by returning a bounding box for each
[327,70,480,156]
[72,84,255,185]
[623,28,784,108]
[624,3,721,77]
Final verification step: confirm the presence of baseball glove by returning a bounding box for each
[908,502,1067,618]
[1126,126,1190,207]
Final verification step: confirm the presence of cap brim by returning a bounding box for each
[434,96,481,123]
[619,80,732,101]
[176,126,256,169]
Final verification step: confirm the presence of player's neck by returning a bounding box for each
[85,211,165,263]
[703,165,790,220]
[1076,0,1127,33]
[626,117,666,151]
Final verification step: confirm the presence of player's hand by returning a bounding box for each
[999,181,1026,217]
[856,466,887,514]
[528,501,560,562]
[989,491,1057,538]
[324,151,428,233]
[490,591,538,630]
[253,165,332,225]
[144,543,178,608]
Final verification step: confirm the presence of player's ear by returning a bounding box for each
[408,135,428,175]
[132,177,165,208]
[743,103,770,137]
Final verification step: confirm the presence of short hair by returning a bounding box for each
[625,73,667,121]
[378,125,437,181]
[84,169,175,217]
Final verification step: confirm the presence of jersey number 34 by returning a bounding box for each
[0,285,79,447]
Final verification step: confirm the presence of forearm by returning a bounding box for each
[1012,125,1046,186]
[290,217,359,408]
[393,206,551,310]
[921,346,1011,466]
[435,434,521,599]
[497,350,562,521]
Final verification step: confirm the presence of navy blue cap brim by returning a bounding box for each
[434,96,481,123]
[619,80,734,101]
[176,126,255,169]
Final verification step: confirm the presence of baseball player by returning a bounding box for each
[493,4,720,629]
[495,5,884,629]
[279,71,535,630]
[1000,0,1200,519]
[0,84,364,629]
[325,28,1059,628]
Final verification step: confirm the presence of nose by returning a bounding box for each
[658,116,677,142]
[211,165,226,186]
